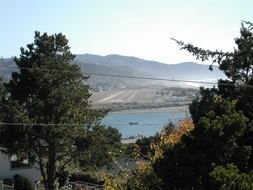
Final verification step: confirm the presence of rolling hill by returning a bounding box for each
[76,54,225,88]
[76,54,225,80]
[0,54,226,89]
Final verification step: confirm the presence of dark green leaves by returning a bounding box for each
[0,31,105,190]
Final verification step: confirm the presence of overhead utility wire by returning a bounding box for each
[0,65,252,88]
[0,122,171,126]
[0,66,251,127]
[0,122,82,126]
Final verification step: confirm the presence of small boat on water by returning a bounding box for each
[129,122,139,125]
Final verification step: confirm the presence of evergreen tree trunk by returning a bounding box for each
[47,140,57,190]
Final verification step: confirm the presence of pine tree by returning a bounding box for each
[154,22,253,189]
[0,31,104,190]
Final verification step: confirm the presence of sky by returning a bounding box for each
[1,0,252,64]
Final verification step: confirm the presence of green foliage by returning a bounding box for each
[121,143,136,158]
[210,164,253,190]
[135,136,154,157]
[0,31,106,190]
[76,125,122,170]
[0,78,4,123]
[126,163,162,190]
[14,175,33,190]
[69,171,103,185]
[153,22,253,189]
[154,101,251,189]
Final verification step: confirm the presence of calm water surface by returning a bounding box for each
[101,110,187,137]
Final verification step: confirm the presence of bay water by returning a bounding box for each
[101,110,188,137]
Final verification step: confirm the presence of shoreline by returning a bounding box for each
[109,105,189,114]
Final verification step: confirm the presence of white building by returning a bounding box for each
[0,147,41,184]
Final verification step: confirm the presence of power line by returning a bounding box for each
[118,122,172,126]
[0,122,174,126]
[0,65,250,130]
[86,72,216,85]
[0,65,252,88]
[0,122,83,126]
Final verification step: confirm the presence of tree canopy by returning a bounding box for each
[0,31,115,190]
[152,22,253,189]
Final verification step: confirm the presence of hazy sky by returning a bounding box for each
[1,0,252,63]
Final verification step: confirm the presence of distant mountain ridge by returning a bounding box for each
[0,54,226,88]
[76,54,225,80]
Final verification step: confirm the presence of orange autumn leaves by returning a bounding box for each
[150,118,194,160]
[132,118,194,161]
[102,119,194,190]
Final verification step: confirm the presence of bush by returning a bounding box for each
[13,175,33,190]
[69,172,103,185]
[209,164,253,190]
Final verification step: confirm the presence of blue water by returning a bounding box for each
[101,111,186,137]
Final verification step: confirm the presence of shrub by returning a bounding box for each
[13,175,33,190]
[69,172,103,185]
